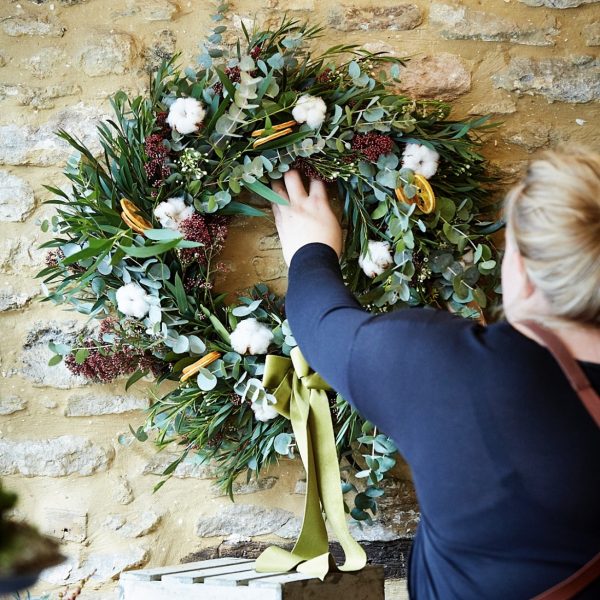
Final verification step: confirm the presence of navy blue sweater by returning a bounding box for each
[285,243,600,600]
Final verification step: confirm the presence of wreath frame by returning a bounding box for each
[37,6,504,522]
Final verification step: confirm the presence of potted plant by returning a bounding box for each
[0,480,65,595]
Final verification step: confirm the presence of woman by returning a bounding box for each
[270,148,600,599]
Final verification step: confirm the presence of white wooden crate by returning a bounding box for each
[119,557,385,600]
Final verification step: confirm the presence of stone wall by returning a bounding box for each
[0,0,598,598]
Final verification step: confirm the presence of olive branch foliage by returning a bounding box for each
[37,3,503,523]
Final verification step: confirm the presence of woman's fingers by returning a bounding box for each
[271,178,289,201]
[283,169,307,204]
[309,178,327,203]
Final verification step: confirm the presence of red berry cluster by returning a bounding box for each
[144,133,171,186]
[213,65,242,95]
[291,158,334,183]
[178,214,229,266]
[316,67,335,84]
[250,44,262,59]
[350,132,394,163]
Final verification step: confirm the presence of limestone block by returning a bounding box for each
[0,171,35,221]
[78,32,137,77]
[584,21,600,46]
[143,29,177,73]
[22,47,68,79]
[1,15,66,37]
[0,435,113,476]
[504,122,552,152]
[0,237,46,273]
[394,53,471,101]
[252,255,287,281]
[0,102,108,167]
[143,451,219,478]
[0,395,27,415]
[328,4,422,31]
[41,507,88,542]
[196,504,295,537]
[21,320,88,389]
[112,475,134,504]
[519,0,598,7]
[493,55,600,103]
[430,3,558,46]
[0,83,81,110]
[0,286,36,312]
[210,476,278,497]
[104,510,162,538]
[65,393,150,416]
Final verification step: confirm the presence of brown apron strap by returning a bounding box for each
[515,320,600,600]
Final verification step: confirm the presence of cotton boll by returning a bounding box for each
[292,94,327,129]
[358,240,394,278]
[166,97,206,135]
[116,283,151,319]
[401,143,440,179]
[154,197,194,230]
[251,396,279,422]
[230,318,274,355]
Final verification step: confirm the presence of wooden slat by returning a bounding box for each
[203,570,284,587]
[163,561,256,584]
[120,557,252,581]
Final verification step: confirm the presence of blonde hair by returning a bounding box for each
[504,147,600,326]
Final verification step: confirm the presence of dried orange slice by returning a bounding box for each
[394,174,436,214]
[251,120,297,137]
[180,351,222,383]
[120,198,152,234]
[252,127,294,148]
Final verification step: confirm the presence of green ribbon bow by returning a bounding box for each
[254,347,367,580]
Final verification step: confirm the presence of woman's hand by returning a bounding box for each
[271,170,343,266]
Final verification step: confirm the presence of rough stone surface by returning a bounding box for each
[0,435,113,476]
[0,395,27,415]
[65,393,149,416]
[252,255,287,281]
[143,452,219,478]
[112,475,134,504]
[328,4,422,31]
[41,547,148,584]
[0,171,36,221]
[41,508,88,542]
[584,21,600,46]
[493,55,600,103]
[21,320,89,389]
[0,237,46,273]
[103,510,161,538]
[210,476,278,497]
[519,0,598,7]
[196,504,295,537]
[0,103,107,166]
[258,233,282,251]
[1,15,66,37]
[0,286,36,312]
[395,53,471,101]
[143,29,177,73]
[504,122,552,152]
[78,33,136,77]
[0,83,81,110]
[22,48,67,79]
[430,3,558,46]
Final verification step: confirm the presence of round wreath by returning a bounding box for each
[38,8,503,521]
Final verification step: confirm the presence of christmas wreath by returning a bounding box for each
[38,5,503,523]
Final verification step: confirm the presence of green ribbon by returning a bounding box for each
[254,347,367,580]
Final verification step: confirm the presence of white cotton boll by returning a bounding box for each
[230,318,274,355]
[401,143,440,179]
[292,94,327,129]
[166,97,206,135]
[154,196,194,230]
[358,240,394,278]
[251,396,279,422]
[116,283,151,319]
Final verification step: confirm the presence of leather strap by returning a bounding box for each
[516,320,600,599]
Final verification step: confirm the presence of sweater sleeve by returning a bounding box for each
[285,242,477,448]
